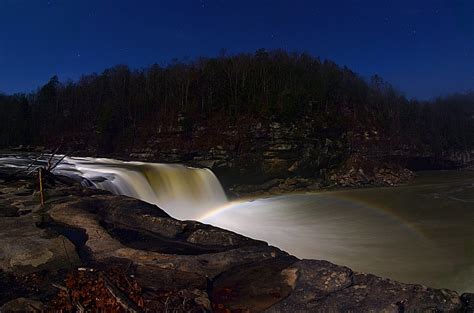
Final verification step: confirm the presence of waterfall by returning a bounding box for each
[54,157,228,220]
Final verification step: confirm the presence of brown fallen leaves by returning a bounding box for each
[0,269,54,304]
[47,267,144,312]
[3,263,212,312]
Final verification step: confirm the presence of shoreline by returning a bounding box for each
[0,169,472,311]
[0,148,420,197]
[1,149,471,204]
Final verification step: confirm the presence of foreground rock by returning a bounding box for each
[0,178,472,312]
[0,181,80,274]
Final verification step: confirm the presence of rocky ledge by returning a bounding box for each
[0,176,472,312]
[230,154,415,198]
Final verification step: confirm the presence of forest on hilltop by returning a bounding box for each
[0,49,473,156]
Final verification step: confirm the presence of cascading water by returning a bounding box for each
[0,155,228,220]
[58,157,228,220]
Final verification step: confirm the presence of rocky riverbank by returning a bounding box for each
[2,146,418,199]
[8,115,473,195]
[0,171,472,312]
[229,154,416,197]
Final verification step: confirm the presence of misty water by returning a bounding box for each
[203,171,474,293]
[0,155,473,293]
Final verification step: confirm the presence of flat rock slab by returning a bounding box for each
[0,215,79,274]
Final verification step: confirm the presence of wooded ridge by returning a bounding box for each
[0,49,472,162]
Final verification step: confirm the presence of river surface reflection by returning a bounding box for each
[202,171,474,293]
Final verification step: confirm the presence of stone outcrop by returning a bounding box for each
[327,154,416,188]
[0,215,79,274]
[0,183,80,274]
[117,118,443,193]
[0,177,472,312]
[267,262,463,313]
[6,114,473,196]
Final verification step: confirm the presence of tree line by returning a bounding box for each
[0,49,472,154]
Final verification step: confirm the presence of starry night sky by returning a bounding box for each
[0,0,473,99]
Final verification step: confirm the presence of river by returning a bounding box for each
[202,170,474,293]
[0,155,472,293]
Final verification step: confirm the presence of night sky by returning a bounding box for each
[1,0,473,100]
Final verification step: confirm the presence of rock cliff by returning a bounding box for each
[112,117,472,194]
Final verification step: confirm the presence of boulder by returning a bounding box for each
[266,261,463,313]
[265,260,353,312]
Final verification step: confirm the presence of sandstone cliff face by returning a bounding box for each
[9,114,472,194]
[116,117,471,194]
[129,118,356,191]
[0,175,472,312]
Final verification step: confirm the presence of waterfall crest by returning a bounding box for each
[55,157,228,220]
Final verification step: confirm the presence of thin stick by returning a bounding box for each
[50,153,69,171]
[11,152,45,176]
[100,273,143,313]
[47,145,62,171]
[52,283,85,313]
[52,283,69,293]
[25,152,45,172]
[27,166,41,176]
